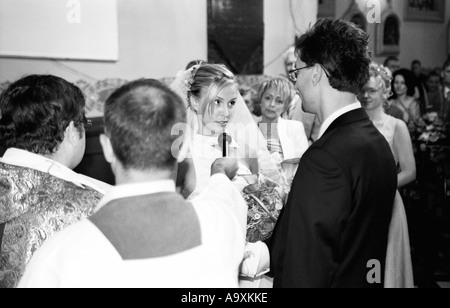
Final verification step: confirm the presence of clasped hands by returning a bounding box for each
[211,158,271,278]
[239,241,270,278]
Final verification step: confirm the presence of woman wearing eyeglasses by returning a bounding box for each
[358,62,415,288]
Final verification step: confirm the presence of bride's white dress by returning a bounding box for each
[190,133,252,193]
[189,133,276,288]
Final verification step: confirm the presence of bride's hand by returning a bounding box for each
[239,242,270,278]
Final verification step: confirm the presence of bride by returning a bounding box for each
[171,63,284,286]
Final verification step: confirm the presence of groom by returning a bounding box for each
[270,19,397,288]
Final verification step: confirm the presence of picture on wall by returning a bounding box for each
[0,0,119,61]
[376,10,401,56]
[207,0,263,74]
[405,0,445,22]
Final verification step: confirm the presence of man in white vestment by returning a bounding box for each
[18,79,247,288]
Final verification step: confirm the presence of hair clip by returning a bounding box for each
[182,63,202,94]
[180,63,202,111]
[371,63,392,82]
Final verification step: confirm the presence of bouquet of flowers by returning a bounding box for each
[416,112,449,163]
[243,174,284,243]
[417,112,446,142]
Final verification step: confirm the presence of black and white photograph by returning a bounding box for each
[0,0,449,291]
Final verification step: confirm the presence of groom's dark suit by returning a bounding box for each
[270,108,397,288]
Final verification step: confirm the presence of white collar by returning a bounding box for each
[0,148,110,194]
[95,180,176,212]
[318,102,362,139]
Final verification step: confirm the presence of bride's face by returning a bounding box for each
[201,84,237,135]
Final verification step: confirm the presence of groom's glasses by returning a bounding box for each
[288,64,331,82]
[288,66,313,82]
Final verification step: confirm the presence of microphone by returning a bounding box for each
[218,132,232,157]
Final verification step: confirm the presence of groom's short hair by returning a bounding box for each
[104,79,186,171]
[295,18,370,95]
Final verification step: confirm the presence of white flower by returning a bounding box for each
[418,132,431,142]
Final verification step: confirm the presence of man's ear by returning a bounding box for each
[99,133,115,164]
[65,121,80,147]
[311,64,323,86]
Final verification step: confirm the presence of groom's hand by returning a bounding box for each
[211,158,239,180]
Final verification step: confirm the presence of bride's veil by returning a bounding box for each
[169,64,282,186]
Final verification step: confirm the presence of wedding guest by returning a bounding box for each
[270,18,397,288]
[424,71,444,114]
[255,77,309,192]
[440,57,450,120]
[360,64,417,188]
[388,69,422,134]
[358,62,415,287]
[411,60,426,88]
[384,56,400,75]
[18,79,246,288]
[282,47,297,79]
[410,60,427,108]
[0,75,110,288]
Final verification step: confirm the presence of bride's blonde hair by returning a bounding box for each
[189,63,237,117]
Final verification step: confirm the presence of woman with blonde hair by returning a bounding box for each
[255,77,309,194]
[358,62,416,288]
[171,63,285,287]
